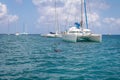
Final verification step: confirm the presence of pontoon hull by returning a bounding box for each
[62,34,77,42]
[62,34,102,42]
[77,34,102,42]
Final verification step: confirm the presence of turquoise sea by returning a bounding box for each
[0,34,120,80]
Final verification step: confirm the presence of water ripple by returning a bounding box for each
[0,35,120,80]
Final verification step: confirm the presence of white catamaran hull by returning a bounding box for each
[62,34,102,42]
[89,34,102,42]
[62,33,77,42]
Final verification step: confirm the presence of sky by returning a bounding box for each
[0,0,120,34]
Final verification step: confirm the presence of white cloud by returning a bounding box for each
[0,2,19,25]
[87,12,101,26]
[116,19,120,25]
[103,17,120,25]
[33,0,80,23]
[8,15,19,23]
[88,0,110,10]
[32,0,109,30]
[15,0,23,4]
[103,18,115,23]
[88,13,99,23]
[0,2,7,17]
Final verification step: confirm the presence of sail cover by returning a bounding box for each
[74,22,80,29]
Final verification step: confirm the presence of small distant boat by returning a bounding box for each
[62,0,102,42]
[21,23,28,35]
[15,32,20,36]
[14,21,20,36]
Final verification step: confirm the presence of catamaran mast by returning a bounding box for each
[84,0,88,29]
[54,0,58,34]
[80,0,84,29]
[81,0,89,29]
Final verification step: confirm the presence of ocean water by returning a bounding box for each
[0,34,120,80]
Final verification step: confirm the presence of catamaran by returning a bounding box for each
[62,0,102,42]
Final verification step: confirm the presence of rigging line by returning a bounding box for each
[56,8,60,34]
[84,0,89,29]
[54,0,59,34]
[87,0,90,24]
[54,0,57,33]
[7,19,10,35]
[87,0,92,14]
[65,0,73,29]
[81,0,84,28]
[86,0,94,28]
[15,21,17,33]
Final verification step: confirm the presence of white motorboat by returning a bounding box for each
[41,32,62,38]
[15,32,20,36]
[41,0,61,38]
